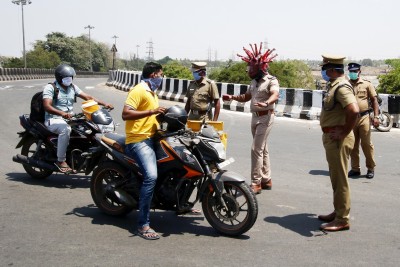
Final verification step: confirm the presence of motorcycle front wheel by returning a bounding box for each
[91,161,134,216]
[21,137,53,179]
[373,112,393,132]
[202,181,258,236]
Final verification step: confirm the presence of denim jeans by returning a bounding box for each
[45,118,71,162]
[125,138,158,229]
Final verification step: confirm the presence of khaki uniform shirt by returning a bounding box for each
[351,78,377,112]
[320,77,357,127]
[186,78,219,111]
[248,75,279,112]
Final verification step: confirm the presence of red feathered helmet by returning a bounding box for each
[237,42,277,79]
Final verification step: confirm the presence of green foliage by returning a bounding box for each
[378,59,400,94]
[26,46,60,69]
[3,57,23,68]
[209,60,314,89]
[162,61,193,80]
[269,60,315,89]
[361,58,373,67]
[209,61,250,84]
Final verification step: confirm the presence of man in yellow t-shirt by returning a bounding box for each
[122,62,166,240]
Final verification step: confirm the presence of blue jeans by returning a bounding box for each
[125,138,158,229]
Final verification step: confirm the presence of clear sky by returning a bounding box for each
[1,0,399,61]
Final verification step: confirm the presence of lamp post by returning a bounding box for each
[136,45,140,70]
[111,35,118,70]
[84,25,95,72]
[12,0,31,69]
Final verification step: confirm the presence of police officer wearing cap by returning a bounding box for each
[317,54,359,232]
[347,63,379,179]
[185,62,220,121]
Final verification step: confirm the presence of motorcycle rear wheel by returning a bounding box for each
[21,137,53,179]
[373,112,393,132]
[91,161,134,216]
[202,181,258,236]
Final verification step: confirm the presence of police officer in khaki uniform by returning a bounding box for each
[223,43,279,194]
[184,62,220,121]
[347,63,379,179]
[318,55,359,232]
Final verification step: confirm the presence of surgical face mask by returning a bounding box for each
[192,71,202,81]
[348,72,359,80]
[62,76,73,87]
[321,70,330,82]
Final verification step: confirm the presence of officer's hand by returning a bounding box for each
[62,112,72,119]
[329,126,344,140]
[222,94,232,101]
[373,117,380,127]
[254,102,268,107]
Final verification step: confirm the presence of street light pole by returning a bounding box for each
[136,45,140,70]
[12,0,31,69]
[84,25,95,72]
[111,35,118,70]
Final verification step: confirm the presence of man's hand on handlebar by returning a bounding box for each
[62,112,73,119]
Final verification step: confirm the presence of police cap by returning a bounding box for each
[320,54,346,67]
[348,62,361,71]
[191,62,207,72]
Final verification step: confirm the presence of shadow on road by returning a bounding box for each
[67,204,251,240]
[264,213,326,237]
[308,170,330,176]
[5,172,90,189]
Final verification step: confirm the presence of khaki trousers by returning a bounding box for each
[323,132,354,223]
[351,115,376,171]
[250,114,274,185]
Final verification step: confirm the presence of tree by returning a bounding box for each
[378,59,400,94]
[26,46,60,69]
[361,58,373,67]
[162,61,193,80]
[269,60,315,89]
[209,62,250,84]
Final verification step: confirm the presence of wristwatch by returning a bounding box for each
[374,116,379,119]
[265,101,269,107]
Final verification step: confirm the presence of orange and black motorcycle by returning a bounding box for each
[89,106,258,236]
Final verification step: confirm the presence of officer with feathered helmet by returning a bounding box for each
[222,42,280,194]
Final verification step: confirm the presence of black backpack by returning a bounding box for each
[29,83,60,122]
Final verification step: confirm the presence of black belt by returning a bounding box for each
[359,109,371,117]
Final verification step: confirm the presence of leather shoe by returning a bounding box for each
[348,170,361,177]
[261,179,272,190]
[250,184,262,194]
[320,220,350,231]
[366,170,374,179]
[317,211,336,222]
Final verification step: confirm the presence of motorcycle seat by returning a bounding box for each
[103,132,126,152]
[31,120,57,137]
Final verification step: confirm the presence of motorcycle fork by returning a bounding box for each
[192,145,228,210]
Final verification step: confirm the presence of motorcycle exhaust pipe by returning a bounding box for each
[12,154,58,171]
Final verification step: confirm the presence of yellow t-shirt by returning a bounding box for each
[125,82,159,144]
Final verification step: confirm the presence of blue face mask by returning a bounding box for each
[143,77,163,91]
[321,70,330,82]
[348,72,359,80]
[192,71,202,81]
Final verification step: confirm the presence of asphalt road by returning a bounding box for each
[1,78,399,267]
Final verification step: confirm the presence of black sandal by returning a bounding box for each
[54,162,73,174]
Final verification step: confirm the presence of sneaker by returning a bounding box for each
[366,170,374,179]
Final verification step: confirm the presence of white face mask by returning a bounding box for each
[62,77,73,86]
